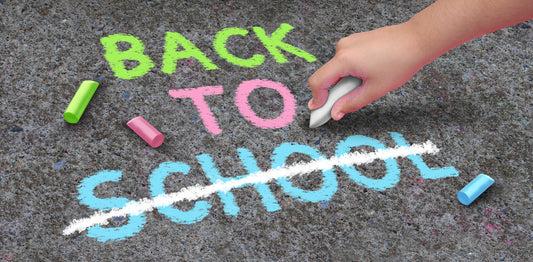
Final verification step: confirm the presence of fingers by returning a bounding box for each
[307,56,351,110]
[330,83,378,121]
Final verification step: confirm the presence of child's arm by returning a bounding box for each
[410,0,533,64]
[308,0,533,121]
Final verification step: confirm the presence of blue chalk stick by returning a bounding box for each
[457,174,494,205]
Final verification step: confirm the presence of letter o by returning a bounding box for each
[234,79,296,129]
[335,135,401,191]
[271,142,337,202]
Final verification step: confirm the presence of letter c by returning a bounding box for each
[149,161,211,224]
[213,27,265,68]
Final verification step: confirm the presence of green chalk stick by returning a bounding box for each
[63,80,99,124]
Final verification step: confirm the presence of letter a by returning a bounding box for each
[162,32,219,73]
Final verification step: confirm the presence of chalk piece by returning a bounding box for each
[93,76,105,83]
[63,80,100,124]
[127,116,164,148]
[457,174,494,205]
[309,76,362,128]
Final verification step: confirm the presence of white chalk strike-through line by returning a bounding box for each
[63,141,439,236]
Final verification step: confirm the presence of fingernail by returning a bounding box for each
[308,98,315,109]
[334,112,344,120]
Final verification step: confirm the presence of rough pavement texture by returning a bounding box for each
[1,0,531,261]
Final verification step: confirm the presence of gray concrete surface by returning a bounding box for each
[1,0,531,261]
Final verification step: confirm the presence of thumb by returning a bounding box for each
[308,58,348,110]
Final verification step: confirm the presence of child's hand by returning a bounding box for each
[308,0,533,122]
[307,23,426,121]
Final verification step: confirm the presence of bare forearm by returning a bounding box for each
[407,0,533,64]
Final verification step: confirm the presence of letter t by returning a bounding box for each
[169,86,224,135]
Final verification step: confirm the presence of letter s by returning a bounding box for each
[77,170,147,242]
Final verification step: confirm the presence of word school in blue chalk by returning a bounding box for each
[73,132,458,242]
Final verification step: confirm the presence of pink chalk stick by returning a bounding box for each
[127,116,164,148]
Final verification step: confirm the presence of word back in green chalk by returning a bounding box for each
[101,23,317,80]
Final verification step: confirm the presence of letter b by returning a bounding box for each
[100,34,154,80]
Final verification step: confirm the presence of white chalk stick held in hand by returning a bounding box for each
[309,76,362,128]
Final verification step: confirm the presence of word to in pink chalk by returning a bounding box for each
[169,79,296,135]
